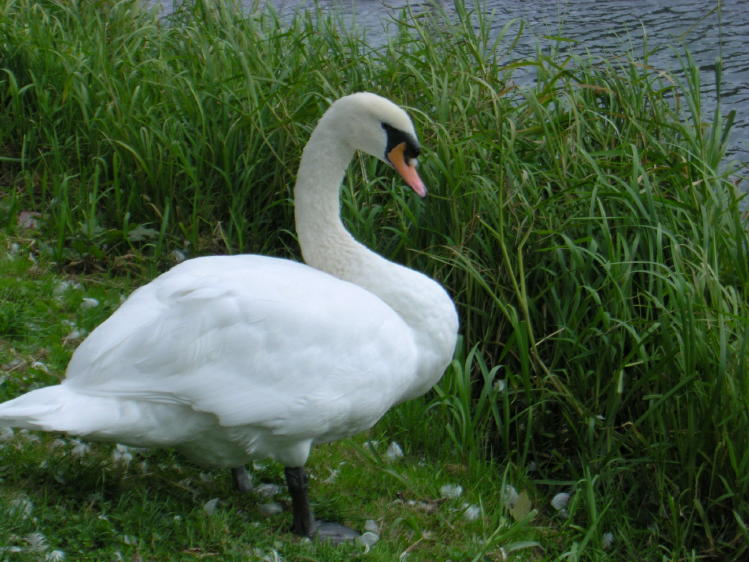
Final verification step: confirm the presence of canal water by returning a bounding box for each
[160,1,749,165]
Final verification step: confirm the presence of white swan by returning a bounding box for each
[0,93,458,540]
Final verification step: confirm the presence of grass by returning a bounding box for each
[1,0,749,558]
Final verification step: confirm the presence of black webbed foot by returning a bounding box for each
[231,466,252,493]
[284,466,360,543]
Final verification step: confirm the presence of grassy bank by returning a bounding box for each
[1,0,748,559]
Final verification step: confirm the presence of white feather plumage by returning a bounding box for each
[0,93,458,537]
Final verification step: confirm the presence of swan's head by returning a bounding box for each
[324,92,426,197]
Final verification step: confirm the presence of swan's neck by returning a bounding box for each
[293,125,458,398]
[294,126,357,274]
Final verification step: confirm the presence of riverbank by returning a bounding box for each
[1,0,748,559]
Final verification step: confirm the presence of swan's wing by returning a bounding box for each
[65,255,417,434]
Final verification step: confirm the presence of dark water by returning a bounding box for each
[158,1,749,165]
[270,0,749,165]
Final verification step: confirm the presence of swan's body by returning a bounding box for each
[0,93,458,538]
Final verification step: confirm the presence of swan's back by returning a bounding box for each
[66,255,418,433]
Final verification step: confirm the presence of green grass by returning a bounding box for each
[2,0,749,559]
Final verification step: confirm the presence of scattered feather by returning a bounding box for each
[462,503,481,521]
[384,441,403,462]
[112,444,134,466]
[322,467,340,483]
[25,532,48,552]
[46,550,66,561]
[81,297,99,309]
[177,478,196,493]
[54,280,81,297]
[250,547,282,562]
[70,439,91,458]
[0,426,14,441]
[551,492,571,513]
[9,496,34,518]
[358,531,379,552]
[171,249,187,263]
[18,211,42,230]
[602,531,614,550]
[30,361,49,373]
[398,497,444,514]
[63,328,87,344]
[439,484,463,499]
[501,484,519,508]
[255,483,282,498]
[364,519,379,533]
[203,498,220,515]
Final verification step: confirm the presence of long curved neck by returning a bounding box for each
[293,120,458,399]
[294,124,359,277]
[294,120,419,304]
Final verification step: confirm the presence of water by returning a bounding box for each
[267,0,749,164]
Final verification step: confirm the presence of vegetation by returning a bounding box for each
[1,0,747,559]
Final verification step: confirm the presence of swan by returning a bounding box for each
[0,92,458,541]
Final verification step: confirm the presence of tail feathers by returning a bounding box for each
[0,386,71,432]
[0,384,138,436]
[0,384,215,446]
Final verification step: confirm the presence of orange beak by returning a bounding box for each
[387,142,427,198]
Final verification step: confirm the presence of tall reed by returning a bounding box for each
[1,0,747,557]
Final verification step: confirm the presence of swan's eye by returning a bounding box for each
[382,123,420,163]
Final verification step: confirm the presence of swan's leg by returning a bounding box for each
[231,466,252,493]
[284,466,314,536]
[284,465,360,543]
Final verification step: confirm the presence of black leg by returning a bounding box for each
[231,466,252,493]
[285,466,315,537]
